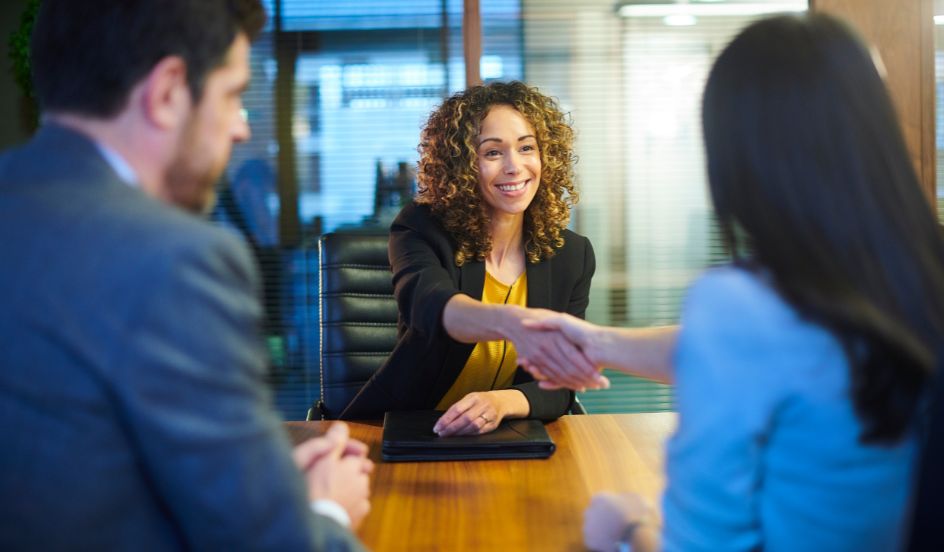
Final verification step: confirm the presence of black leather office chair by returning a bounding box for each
[307,232,399,420]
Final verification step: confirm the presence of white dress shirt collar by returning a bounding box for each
[94,142,139,187]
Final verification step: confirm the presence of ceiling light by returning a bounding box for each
[663,14,697,26]
[619,3,806,18]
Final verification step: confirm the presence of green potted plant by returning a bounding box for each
[8,0,41,134]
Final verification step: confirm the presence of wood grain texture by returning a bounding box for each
[286,413,676,552]
[811,0,936,203]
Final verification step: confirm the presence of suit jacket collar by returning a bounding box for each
[526,257,551,309]
[459,261,485,300]
[25,122,130,191]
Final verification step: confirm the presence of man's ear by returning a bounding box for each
[139,56,191,130]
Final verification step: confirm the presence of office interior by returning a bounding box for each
[0,0,940,421]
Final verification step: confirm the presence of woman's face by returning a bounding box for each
[474,104,542,221]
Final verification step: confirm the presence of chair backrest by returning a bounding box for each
[312,232,399,419]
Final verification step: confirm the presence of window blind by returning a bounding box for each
[520,0,807,413]
[217,0,522,419]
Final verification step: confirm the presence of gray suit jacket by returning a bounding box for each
[0,124,366,551]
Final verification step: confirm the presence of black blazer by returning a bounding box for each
[341,202,596,420]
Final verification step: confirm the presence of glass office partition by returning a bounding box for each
[219,0,522,419]
[522,0,808,412]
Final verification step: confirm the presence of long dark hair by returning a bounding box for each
[702,13,944,443]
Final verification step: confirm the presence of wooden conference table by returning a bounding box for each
[286,413,677,551]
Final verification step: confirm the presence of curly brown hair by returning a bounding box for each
[415,81,578,265]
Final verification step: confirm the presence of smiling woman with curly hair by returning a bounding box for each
[416,81,578,266]
[342,81,606,434]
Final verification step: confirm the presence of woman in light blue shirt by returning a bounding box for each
[523,13,944,552]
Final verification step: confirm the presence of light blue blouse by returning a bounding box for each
[662,267,917,552]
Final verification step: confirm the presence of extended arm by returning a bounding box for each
[433,295,595,435]
[434,236,606,435]
[443,295,598,381]
[522,314,677,386]
[588,324,677,384]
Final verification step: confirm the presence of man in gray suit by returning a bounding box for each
[0,1,371,550]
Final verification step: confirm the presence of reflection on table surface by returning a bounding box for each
[286,412,677,552]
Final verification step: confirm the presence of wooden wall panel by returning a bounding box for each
[811,0,936,203]
[463,0,482,87]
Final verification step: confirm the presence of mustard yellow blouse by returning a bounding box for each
[435,271,528,410]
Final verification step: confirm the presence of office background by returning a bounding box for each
[1,0,939,419]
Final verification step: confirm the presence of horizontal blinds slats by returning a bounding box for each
[524,0,806,410]
[577,372,674,414]
[221,1,525,419]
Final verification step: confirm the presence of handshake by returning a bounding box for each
[508,307,676,391]
[509,308,614,392]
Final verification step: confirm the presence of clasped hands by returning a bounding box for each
[292,422,373,528]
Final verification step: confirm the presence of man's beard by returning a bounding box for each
[163,124,224,215]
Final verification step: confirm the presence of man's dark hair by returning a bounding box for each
[31,0,266,118]
[703,13,944,444]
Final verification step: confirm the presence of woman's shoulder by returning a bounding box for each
[392,200,431,225]
[678,266,846,398]
[683,265,803,337]
[558,228,593,254]
[541,229,593,274]
[688,265,783,310]
[390,201,457,256]
[392,201,447,235]
[561,227,589,242]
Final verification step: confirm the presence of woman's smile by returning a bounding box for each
[476,104,542,219]
[495,179,530,195]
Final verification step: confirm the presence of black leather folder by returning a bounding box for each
[381,410,556,462]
